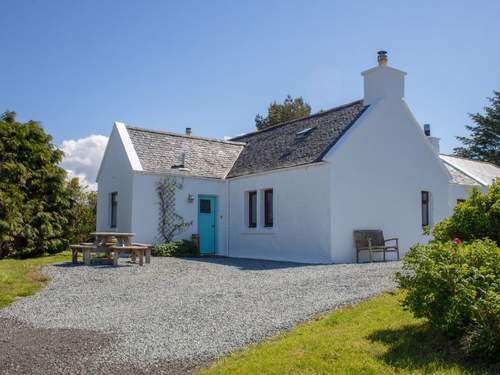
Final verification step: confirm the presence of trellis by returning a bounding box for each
[156,176,192,243]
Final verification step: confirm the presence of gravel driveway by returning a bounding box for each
[0,257,401,374]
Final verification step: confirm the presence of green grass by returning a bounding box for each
[199,293,497,375]
[0,251,70,308]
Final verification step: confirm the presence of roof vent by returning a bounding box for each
[185,127,192,136]
[377,50,388,66]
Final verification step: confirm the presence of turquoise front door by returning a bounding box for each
[198,195,217,254]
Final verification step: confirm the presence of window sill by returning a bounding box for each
[241,228,276,235]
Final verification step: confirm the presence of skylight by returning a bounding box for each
[296,127,314,137]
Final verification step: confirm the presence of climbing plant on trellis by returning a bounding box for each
[156,176,192,243]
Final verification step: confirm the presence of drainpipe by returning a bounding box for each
[225,179,230,257]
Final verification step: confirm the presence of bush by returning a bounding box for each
[151,240,199,257]
[432,180,500,245]
[396,239,500,359]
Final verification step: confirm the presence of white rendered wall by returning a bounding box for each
[326,98,451,263]
[448,183,486,212]
[96,126,134,233]
[131,173,227,253]
[362,66,406,105]
[227,163,332,264]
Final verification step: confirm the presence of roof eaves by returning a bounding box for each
[227,160,327,179]
[133,169,225,181]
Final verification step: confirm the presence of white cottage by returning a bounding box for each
[96,52,500,264]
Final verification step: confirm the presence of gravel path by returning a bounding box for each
[0,257,401,374]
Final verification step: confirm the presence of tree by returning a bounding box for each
[66,178,97,244]
[255,95,312,130]
[0,112,72,258]
[454,91,500,165]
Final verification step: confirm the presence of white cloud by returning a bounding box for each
[60,135,108,190]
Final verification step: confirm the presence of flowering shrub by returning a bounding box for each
[432,180,500,245]
[396,239,500,359]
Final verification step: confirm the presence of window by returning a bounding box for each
[264,189,273,227]
[248,191,257,228]
[110,192,118,228]
[421,191,430,228]
[200,199,211,213]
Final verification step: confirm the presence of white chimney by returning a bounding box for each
[362,51,407,106]
[185,127,192,136]
[424,124,440,154]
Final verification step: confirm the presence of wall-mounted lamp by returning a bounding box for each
[187,194,195,203]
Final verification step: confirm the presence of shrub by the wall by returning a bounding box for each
[151,240,199,257]
[396,239,500,359]
[432,180,499,245]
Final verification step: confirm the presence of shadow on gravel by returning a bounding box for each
[53,261,134,269]
[180,256,322,271]
[367,323,499,374]
[0,318,206,375]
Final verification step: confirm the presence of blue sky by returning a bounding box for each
[2,0,499,156]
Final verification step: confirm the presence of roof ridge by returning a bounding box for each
[440,153,500,169]
[230,99,364,140]
[126,126,246,146]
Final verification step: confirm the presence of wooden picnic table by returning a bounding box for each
[91,232,135,246]
[71,232,150,266]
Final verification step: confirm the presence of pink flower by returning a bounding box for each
[452,238,462,245]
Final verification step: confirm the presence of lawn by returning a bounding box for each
[200,292,497,375]
[0,251,70,308]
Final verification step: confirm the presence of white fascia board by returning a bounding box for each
[95,126,114,182]
[399,99,453,181]
[321,100,374,161]
[115,122,143,172]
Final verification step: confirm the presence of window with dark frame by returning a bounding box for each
[421,191,430,228]
[248,191,257,228]
[264,189,273,227]
[200,199,211,214]
[110,192,118,228]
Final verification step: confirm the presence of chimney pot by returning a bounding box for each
[185,127,192,136]
[424,124,431,136]
[377,50,388,66]
[424,124,440,154]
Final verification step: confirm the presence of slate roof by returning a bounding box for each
[226,100,368,178]
[442,162,480,186]
[440,154,500,186]
[126,127,244,179]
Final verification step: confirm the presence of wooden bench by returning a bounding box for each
[110,245,150,266]
[70,244,106,265]
[353,230,399,263]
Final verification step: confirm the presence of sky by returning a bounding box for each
[1,1,499,188]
